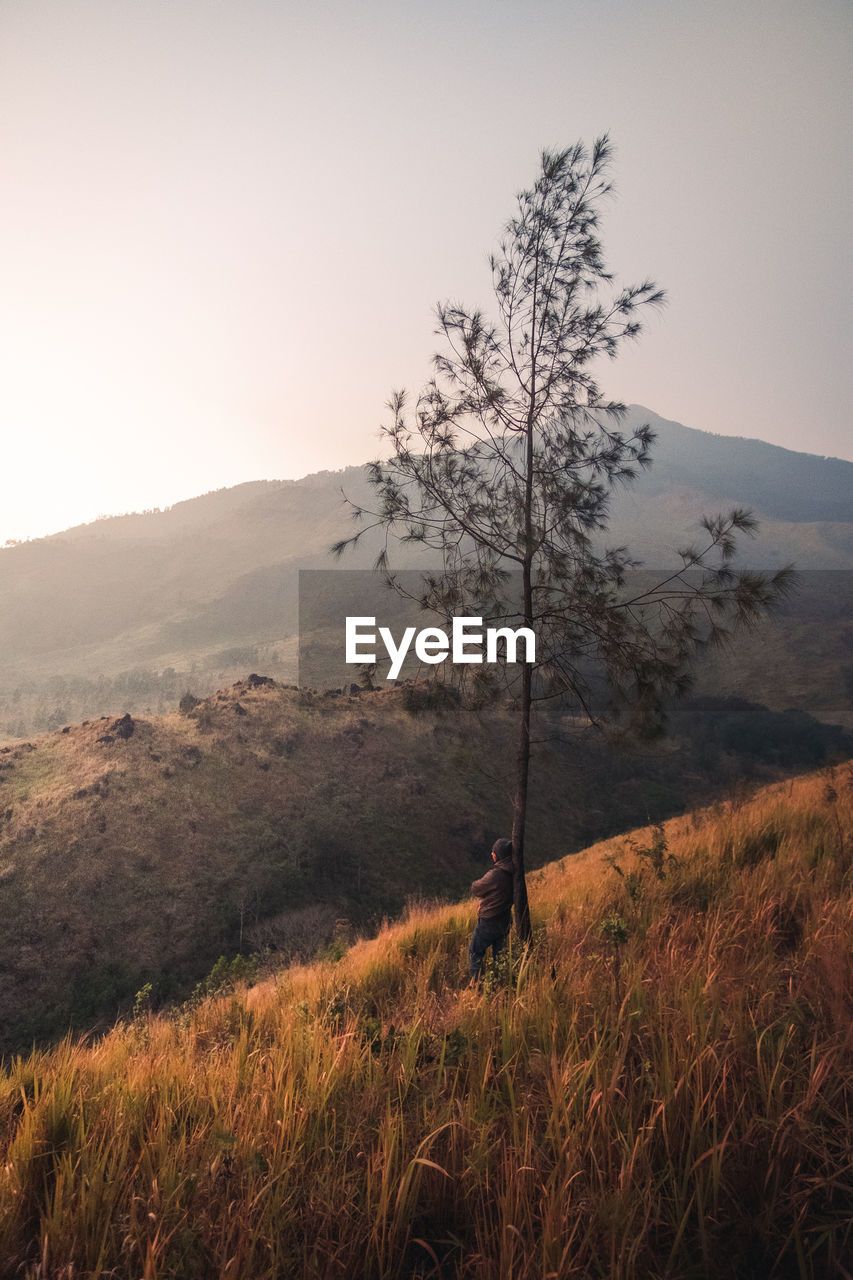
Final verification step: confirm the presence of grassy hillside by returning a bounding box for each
[3,677,628,1053]
[1,677,849,1057]
[0,766,851,1277]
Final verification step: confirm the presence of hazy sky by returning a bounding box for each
[1,0,850,544]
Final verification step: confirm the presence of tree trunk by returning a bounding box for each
[511,657,533,941]
[512,376,536,943]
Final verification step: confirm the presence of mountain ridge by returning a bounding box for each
[5,405,851,551]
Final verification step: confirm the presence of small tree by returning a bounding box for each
[334,138,791,940]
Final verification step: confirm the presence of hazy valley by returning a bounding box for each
[1,407,852,738]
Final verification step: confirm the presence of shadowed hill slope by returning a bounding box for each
[0,679,496,1051]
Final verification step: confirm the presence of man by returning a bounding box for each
[468,837,514,981]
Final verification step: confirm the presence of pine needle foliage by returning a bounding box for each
[334,139,794,937]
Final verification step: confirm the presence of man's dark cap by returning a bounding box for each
[492,838,513,861]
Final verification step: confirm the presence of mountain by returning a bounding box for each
[619,411,853,524]
[0,407,851,736]
[607,410,853,566]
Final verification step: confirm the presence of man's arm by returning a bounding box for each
[471,868,496,897]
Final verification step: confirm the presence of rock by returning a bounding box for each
[114,714,135,740]
[247,673,274,688]
[98,714,134,744]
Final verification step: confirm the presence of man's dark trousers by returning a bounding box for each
[468,909,512,981]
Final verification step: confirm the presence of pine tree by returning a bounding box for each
[334,138,792,939]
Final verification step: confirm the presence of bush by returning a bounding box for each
[189,953,260,1003]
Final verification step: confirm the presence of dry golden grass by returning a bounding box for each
[1,763,851,1278]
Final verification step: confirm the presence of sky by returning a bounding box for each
[0,0,850,544]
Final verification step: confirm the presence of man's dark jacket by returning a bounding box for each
[471,855,514,919]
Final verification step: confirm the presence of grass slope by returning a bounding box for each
[1,678,850,1058]
[0,765,851,1277]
